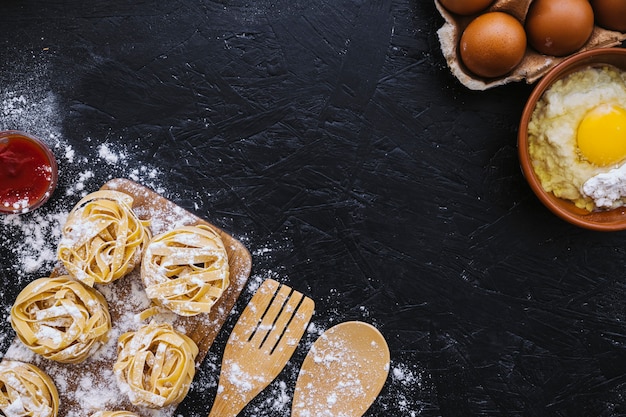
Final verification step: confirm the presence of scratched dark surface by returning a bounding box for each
[2,1,626,416]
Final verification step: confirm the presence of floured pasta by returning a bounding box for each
[141,224,229,316]
[10,275,111,364]
[58,190,151,286]
[0,360,59,417]
[114,321,198,408]
[89,412,139,417]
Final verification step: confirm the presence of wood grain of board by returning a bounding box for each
[3,178,252,417]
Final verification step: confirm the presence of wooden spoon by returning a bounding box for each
[291,321,390,417]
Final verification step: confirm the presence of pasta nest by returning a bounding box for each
[10,276,112,364]
[89,412,139,417]
[113,321,199,408]
[141,224,229,316]
[58,190,151,286]
[0,360,59,417]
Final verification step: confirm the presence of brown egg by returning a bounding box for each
[438,0,494,16]
[459,12,527,78]
[591,0,626,32]
[525,0,594,57]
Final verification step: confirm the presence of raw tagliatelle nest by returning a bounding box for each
[113,321,199,409]
[141,224,229,317]
[58,190,151,287]
[0,360,59,417]
[435,0,626,90]
[89,412,140,417]
[10,275,112,364]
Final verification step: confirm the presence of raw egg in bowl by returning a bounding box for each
[0,130,58,214]
[519,48,626,231]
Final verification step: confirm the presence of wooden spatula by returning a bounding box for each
[207,278,314,417]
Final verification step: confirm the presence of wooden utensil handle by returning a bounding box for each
[207,385,248,417]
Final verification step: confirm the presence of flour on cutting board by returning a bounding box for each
[1,181,248,416]
[3,268,178,417]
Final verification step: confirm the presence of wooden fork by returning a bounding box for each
[207,278,314,417]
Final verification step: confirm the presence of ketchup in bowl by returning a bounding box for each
[0,130,58,214]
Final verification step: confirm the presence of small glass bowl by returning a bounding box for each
[0,130,58,214]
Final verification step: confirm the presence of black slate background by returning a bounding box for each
[2,1,626,416]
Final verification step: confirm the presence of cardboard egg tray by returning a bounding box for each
[435,0,626,90]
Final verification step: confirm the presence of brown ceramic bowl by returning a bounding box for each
[518,48,626,231]
[0,130,58,214]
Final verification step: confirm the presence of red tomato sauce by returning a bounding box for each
[0,133,57,213]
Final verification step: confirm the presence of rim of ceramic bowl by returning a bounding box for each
[518,48,626,231]
[0,130,59,214]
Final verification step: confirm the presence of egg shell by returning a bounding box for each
[459,12,526,78]
[438,0,494,16]
[525,0,594,57]
[435,0,626,90]
[591,0,626,32]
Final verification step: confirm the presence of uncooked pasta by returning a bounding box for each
[10,275,111,363]
[114,321,198,408]
[0,360,59,417]
[141,224,229,316]
[58,190,151,286]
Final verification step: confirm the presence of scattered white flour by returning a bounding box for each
[0,61,167,281]
[64,170,95,197]
[98,142,126,165]
[0,59,426,417]
[388,361,425,416]
[1,210,68,283]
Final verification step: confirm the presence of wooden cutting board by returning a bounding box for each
[3,178,252,417]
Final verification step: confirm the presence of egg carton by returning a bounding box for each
[435,0,626,90]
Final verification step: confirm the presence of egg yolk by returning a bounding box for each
[577,104,626,166]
